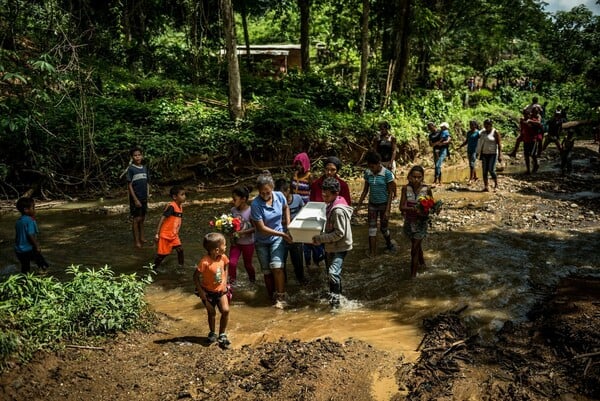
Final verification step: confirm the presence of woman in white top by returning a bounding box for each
[476,119,503,192]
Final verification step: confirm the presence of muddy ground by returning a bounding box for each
[0,142,599,401]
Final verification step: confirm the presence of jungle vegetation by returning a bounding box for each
[0,0,599,198]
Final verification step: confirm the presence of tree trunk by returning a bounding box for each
[221,0,244,120]
[298,0,311,72]
[239,0,252,71]
[393,0,412,92]
[383,0,411,106]
[358,0,370,115]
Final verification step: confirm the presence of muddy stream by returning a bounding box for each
[1,164,598,397]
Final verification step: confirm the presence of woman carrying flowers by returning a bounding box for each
[399,165,441,278]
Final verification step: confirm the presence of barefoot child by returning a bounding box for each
[153,186,185,269]
[399,166,433,278]
[14,197,49,273]
[194,232,231,348]
[312,177,353,308]
[127,146,150,248]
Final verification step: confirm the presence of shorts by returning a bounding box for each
[523,142,538,158]
[403,218,428,240]
[157,236,181,255]
[468,151,477,168]
[202,286,231,307]
[130,199,148,218]
[255,237,286,273]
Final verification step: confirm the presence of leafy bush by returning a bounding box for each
[0,265,153,368]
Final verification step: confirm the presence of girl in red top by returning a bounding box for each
[153,186,186,269]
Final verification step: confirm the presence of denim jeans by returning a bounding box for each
[434,147,448,179]
[255,237,286,273]
[327,251,347,291]
[480,153,498,180]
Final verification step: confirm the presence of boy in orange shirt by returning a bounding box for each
[194,232,231,348]
[153,186,186,269]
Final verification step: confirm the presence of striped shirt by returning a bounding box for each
[364,167,394,204]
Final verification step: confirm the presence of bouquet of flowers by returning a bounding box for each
[416,195,443,217]
[209,214,242,234]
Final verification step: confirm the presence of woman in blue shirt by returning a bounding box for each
[251,172,292,308]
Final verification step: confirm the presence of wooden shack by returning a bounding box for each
[222,44,302,75]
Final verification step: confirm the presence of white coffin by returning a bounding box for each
[288,202,326,243]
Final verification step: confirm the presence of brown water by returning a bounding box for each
[2,166,598,399]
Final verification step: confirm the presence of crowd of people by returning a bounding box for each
[12,108,579,348]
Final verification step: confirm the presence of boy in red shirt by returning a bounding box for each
[194,232,231,348]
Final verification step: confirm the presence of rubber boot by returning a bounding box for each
[329,281,341,308]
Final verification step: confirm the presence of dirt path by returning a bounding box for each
[0,142,599,401]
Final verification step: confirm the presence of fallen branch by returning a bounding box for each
[572,350,600,360]
[421,339,466,353]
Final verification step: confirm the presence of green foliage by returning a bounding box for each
[0,266,153,368]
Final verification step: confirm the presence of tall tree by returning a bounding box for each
[298,0,311,71]
[221,0,244,120]
[358,0,370,114]
[382,0,411,104]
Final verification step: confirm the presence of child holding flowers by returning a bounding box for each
[228,186,256,285]
[399,165,440,278]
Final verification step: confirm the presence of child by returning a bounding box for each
[560,130,575,175]
[193,232,231,348]
[399,165,433,278]
[291,152,312,204]
[229,186,256,285]
[14,197,49,273]
[153,186,186,269]
[292,152,323,270]
[126,146,150,248]
[459,120,480,183]
[275,178,307,285]
[356,151,396,257]
[312,177,353,308]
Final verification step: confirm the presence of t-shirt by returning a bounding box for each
[364,167,394,205]
[287,193,305,221]
[292,172,311,204]
[231,206,254,245]
[196,254,229,293]
[159,201,182,240]
[251,191,287,245]
[126,164,149,201]
[310,176,352,205]
[466,130,480,154]
[15,215,38,253]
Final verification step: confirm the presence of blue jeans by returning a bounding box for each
[255,237,286,273]
[434,147,448,179]
[327,251,347,292]
[480,153,497,180]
